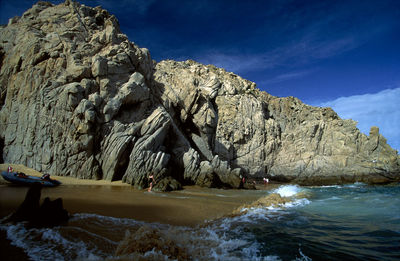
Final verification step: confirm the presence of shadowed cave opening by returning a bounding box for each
[113,141,134,181]
[163,130,186,184]
[114,102,147,124]
[179,113,213,163]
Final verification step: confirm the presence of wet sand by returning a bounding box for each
[0,164,278,226]
[0,184,265,226]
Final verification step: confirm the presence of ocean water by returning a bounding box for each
[1,183,400,260]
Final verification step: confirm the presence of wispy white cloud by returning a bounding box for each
[258,69,316,85]
[197,51,270,73]
[191,0,395,77]
[195,33,361,75]
[315,88,400,152]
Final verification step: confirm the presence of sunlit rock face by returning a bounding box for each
[153,60,400,185]
[1,1,399,190]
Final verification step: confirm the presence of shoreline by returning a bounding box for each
[0,164,279,259]
[1,164,278,226]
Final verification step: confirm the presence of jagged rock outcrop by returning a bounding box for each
[154,60,400,184]
[0,1,399,190]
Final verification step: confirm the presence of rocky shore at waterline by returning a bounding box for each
[1,0,399,191]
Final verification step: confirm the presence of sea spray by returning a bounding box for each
[112,222,266,260]
[232,185,311,216]
[114,226,190,260]
[274,185,302,197]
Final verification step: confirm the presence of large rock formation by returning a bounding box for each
[0,1,399,190]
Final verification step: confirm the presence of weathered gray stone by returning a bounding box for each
[153,176,182,192]
[99,122,136,181]
[153,60,400,185]
[91,56,108,77]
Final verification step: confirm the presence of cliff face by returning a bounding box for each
[1,1,399,190]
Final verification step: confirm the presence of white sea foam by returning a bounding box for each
[284,198,311,208]
[230,185,311,225]
[344,182,366,188]
[0,217,122,261]
[274,185,302,197]
[2,223,103,260]
[0,192,312,261]
[295,247,313,261]
[317,182,367,189]
[0,212,284,261]
[315,185,342,188]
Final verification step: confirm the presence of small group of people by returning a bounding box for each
[8,165,53,180]
[241,176,270,187]
[41,173,51,181]
[8,165,27,178]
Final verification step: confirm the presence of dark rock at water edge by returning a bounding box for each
[3,183,69,228]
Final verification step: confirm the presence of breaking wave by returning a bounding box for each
[3,184,398,260]
[0,185,311,261]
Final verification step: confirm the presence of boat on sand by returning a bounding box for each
[1,171,61,187]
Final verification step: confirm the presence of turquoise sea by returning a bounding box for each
[1,183,400,260]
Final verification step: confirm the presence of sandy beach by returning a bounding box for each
[0,164,280,260]
[0,164,277,226]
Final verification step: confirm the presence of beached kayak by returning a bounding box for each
[1,171,61,187]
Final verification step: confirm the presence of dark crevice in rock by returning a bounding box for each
[95,15,104,26]
[166,103,206,162]
[0,47,5,72]
[114,102,149,124]
[182,114,200,137]
[91,127,104,179]
[113,140,133,181]
[262,102,273,120]
[15,57,22,72]
[209,173,223,188]
[163,132,185,184]
[32,52,50,66]
[183,131,208,161]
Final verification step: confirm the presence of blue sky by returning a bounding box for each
[1,0,399,151]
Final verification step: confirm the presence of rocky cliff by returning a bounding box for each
[1,1,399,191]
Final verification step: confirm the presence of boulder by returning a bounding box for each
[3,183,69,228]
[153,176,182,192]
[5,183,42,223]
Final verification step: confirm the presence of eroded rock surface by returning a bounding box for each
[1,1,399,190]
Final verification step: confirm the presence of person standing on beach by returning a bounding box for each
[148,174,155,192]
